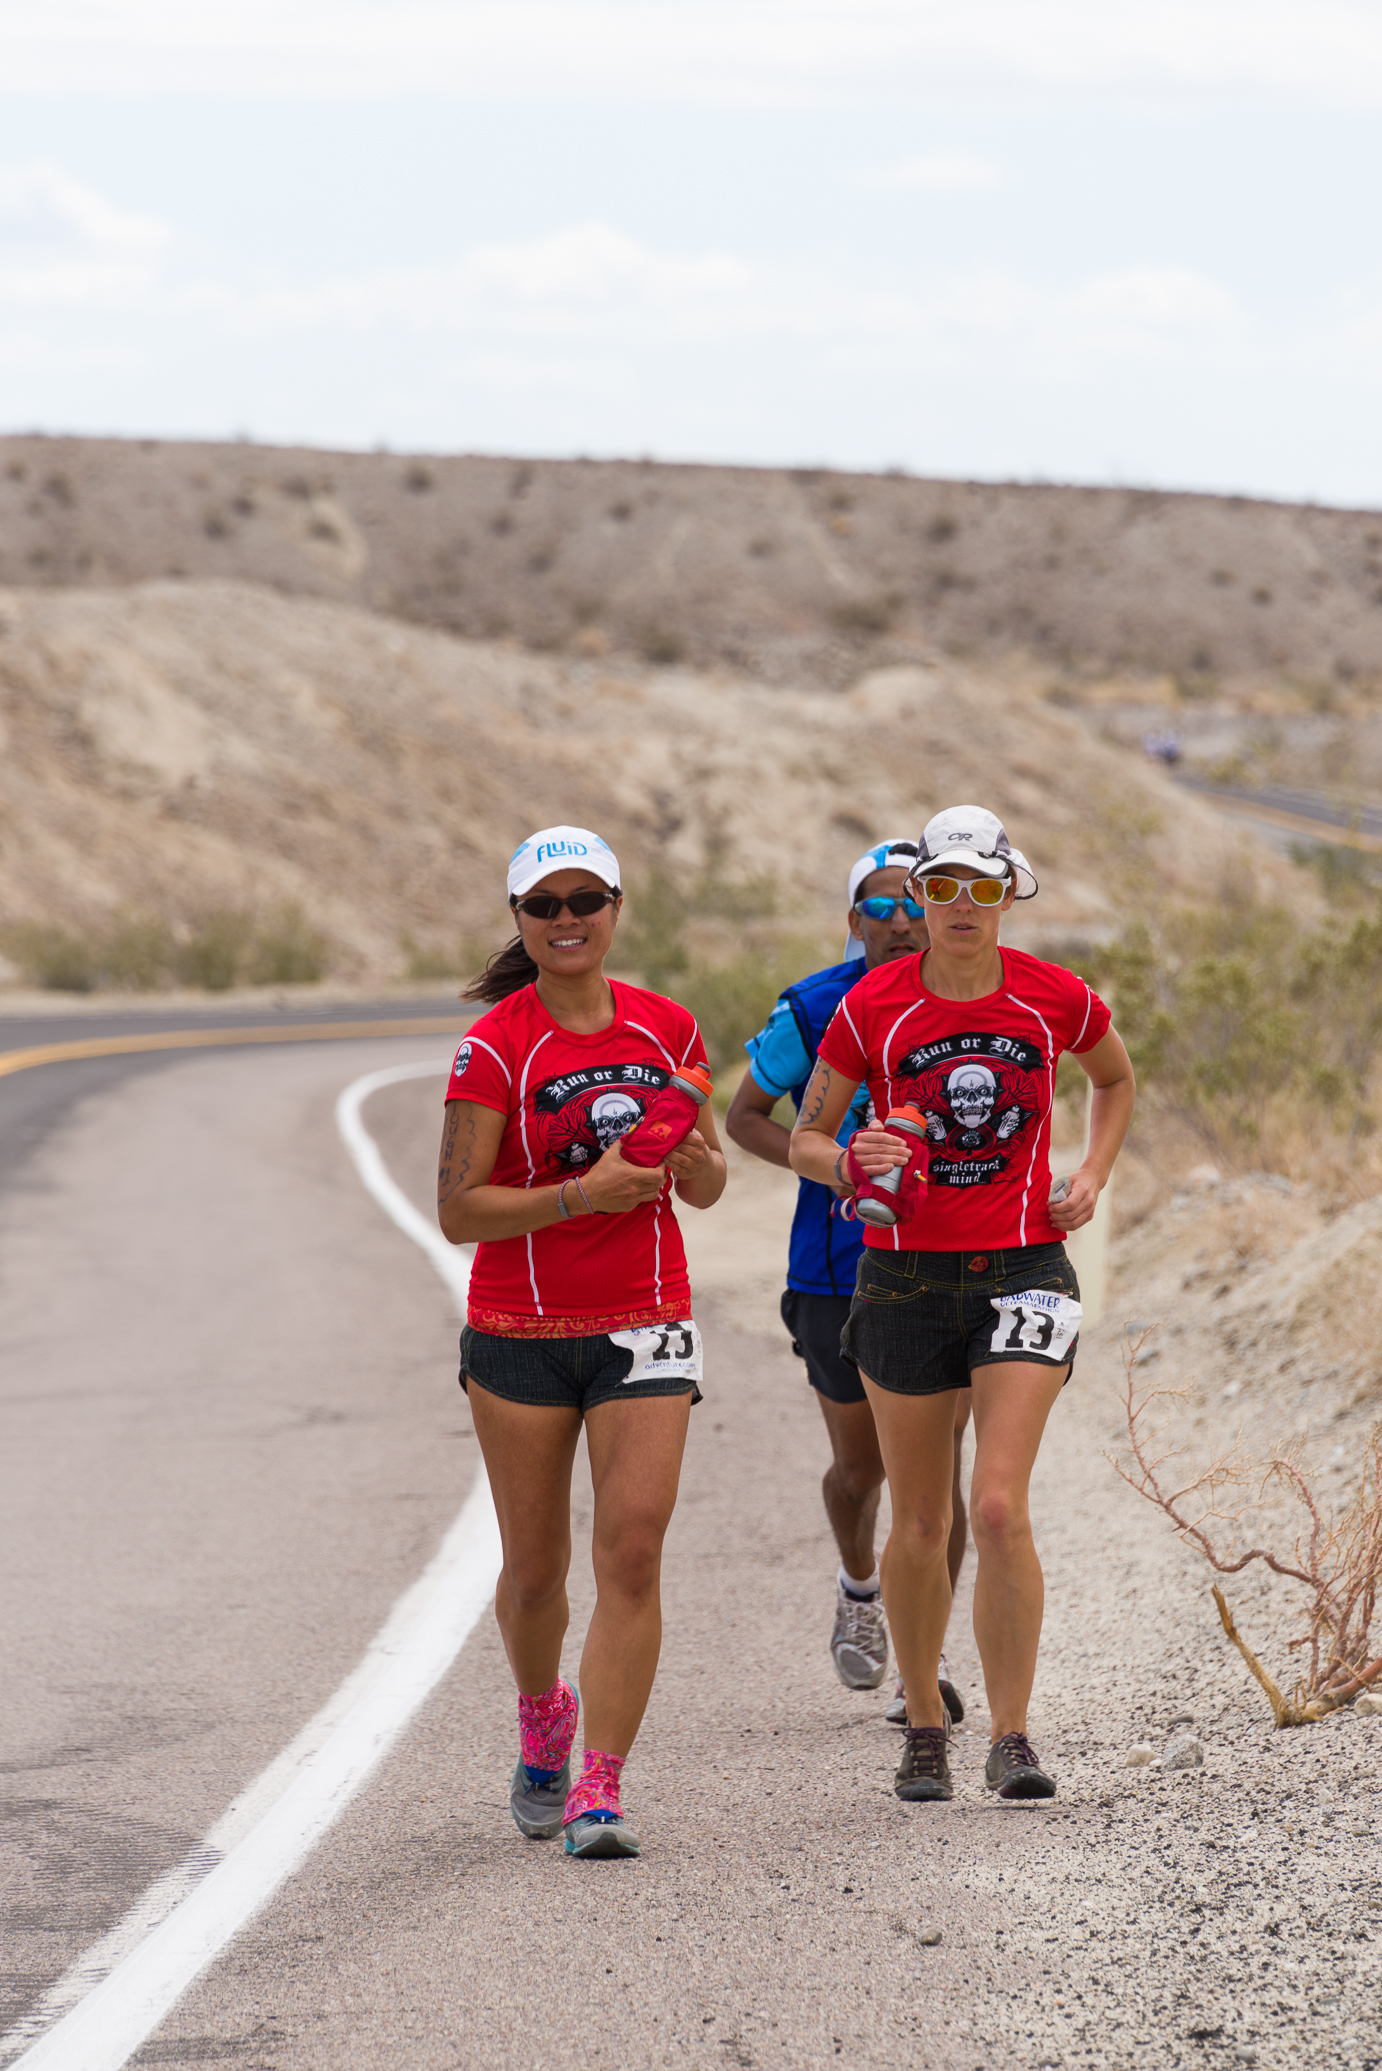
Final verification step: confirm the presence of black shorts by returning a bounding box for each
[840,1244,1080,1398]
[780,1290,866,1406]
[459,1324,703,1414]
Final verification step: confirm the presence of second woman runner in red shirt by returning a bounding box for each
[790,805,1134,1803]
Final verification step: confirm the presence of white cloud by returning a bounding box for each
[2,1,1382,106]
[863,153,1004,192]
[0,162,170,306]
[177,224,754,339]
[0,183,1247,375]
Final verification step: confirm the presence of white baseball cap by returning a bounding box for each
[913,806,1038,899]
[844,838,923,959]
[507,826,622,900]
[847,838,923,908]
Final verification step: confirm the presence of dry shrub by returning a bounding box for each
[617,864,819,1073]
[2,905,331,993]
[1113,1333,1382,1726]
[1085,888,1382,1183]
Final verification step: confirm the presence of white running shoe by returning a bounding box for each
[831,1582,889,1689]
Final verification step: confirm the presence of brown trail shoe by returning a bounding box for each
[894,1721,953,1802]
[984,1732,1056,1800]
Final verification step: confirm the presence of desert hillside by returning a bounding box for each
[4,435,1382,689]
[0,577,1302,987]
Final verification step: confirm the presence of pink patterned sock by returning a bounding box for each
[562,1749,625,1825]
[518,1678,577,1781]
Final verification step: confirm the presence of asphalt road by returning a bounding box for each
[2,1016,1379,2070]
[0,996,469,1227]
[1176,778,1382,857]
[0,1029,1004,2070]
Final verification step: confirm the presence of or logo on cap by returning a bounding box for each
[536,838,590,864]
[452,1042,473,1077]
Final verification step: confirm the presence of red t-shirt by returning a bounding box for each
[445,981,708,1337]
[815,947,1111,1251]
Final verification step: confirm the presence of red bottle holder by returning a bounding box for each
[849,1104,930,1228]
[618,1064,714,1169]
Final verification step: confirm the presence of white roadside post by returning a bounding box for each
[1063,1073,1110,1327]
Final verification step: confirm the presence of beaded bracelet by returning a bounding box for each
[573,1174,596,1216]
[556,1180,573,1220]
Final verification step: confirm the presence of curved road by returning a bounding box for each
[1178,777,1382,857]
[1,1010,1379,2070]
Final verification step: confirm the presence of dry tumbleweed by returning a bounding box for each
[1111,1332,1382,1727]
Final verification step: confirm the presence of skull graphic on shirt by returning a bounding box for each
[894,1036,1042,1188]
[532,1062,671,1169]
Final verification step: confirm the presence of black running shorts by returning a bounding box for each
[840,1243,1080,1397]
[460,1324,703,1414]
[779,1290,866,1406]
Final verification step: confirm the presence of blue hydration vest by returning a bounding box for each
[744,957,873,1298]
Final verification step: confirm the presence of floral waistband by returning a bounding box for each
[465,1298,691,1340]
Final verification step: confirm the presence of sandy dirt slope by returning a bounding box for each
[0,579,1304,979]
[4,435,1382,686]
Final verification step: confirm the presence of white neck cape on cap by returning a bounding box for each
[913,806,1037,900]
[507,826,622,901]
[844,837,922,960]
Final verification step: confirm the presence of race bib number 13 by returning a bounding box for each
[988,1290,1082,1362]
[609,1320,703,1385]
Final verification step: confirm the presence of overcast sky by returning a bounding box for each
[2,1,1381,505]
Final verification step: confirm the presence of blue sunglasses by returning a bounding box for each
[854,896,925,922]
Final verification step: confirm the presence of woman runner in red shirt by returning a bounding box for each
[437,826,727,1857]
[789,806,1134,1804]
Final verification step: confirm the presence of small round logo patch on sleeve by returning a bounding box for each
[453,1042,473,1077]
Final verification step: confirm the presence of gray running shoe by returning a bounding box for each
[894,1720,953,1802]
[985,1731,1056,1800]
[510,1751,574,1839]
[563,1814,642,1858]
[886,1656,966,1726]
[831,1583,889,1689]
[510,1684,579,1839]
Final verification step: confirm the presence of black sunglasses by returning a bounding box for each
[511,888,619,921]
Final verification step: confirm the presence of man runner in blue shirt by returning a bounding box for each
[726,841,968,1723]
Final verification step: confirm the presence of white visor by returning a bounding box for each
[844,838,923,959]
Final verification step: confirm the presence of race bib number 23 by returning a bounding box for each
[988,1290,1082,1362]
[609,1320,703,1385]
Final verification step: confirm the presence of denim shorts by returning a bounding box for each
[459,1325,703,1414]
[840,1243,1080,1397]
[780,1291,866,1406]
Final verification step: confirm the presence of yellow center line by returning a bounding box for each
[0,1016,466,1080]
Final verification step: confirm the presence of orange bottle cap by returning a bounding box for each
[679,1064,714,1098]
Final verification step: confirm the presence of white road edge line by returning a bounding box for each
[2,1058,500,2071]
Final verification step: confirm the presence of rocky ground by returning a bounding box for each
[4,434,1382,689]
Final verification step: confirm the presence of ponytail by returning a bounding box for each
[462,934,538,1004]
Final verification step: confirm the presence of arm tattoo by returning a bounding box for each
[799,1063,834,1130]
[438,1102,478,1205]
